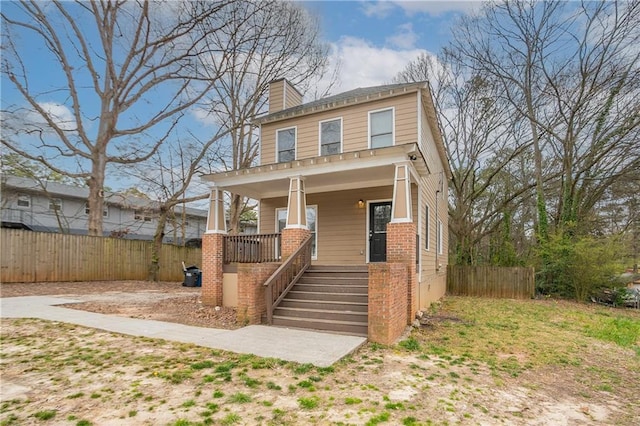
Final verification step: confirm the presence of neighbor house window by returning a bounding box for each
[319,118,342,155]
[437,219,443,255]
[425,205,430,250]
[85,203,109,218]
[276,127,296,162]
[49,198,62,212]
[16,194,31,208]
[134,210,152,222]
[369,108,394,148]
[276,206,317,259]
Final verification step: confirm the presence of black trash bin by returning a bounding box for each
[183,266,202,287]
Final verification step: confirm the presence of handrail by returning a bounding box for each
[223,233,280,263]
[263,234,313,324]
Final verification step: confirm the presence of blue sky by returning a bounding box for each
[1,0,479,195]
[300,0,478,93]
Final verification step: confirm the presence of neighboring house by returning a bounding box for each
[200,79,450,344]
[0,174,207,244]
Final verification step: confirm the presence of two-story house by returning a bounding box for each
[200,79,450,344]
[1,174,208,244]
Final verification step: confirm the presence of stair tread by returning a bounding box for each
[275,306,367,315]
[272,315,367,325]
[282,299,367,306]
[288,290,367,296]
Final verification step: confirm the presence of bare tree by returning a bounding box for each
[1,0,232,236]
[200,0,334,233]
[452,0,640,239]
[395,52,536,265]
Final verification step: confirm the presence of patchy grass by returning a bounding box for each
[1,298,639,425]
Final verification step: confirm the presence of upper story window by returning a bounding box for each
[369,108,394,148]
[319,118,342,155]
[16,194,31,208]
[85,203,109,218]
[276,127,296,162]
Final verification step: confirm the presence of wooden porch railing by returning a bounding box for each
[223,233,280,264]
[263,234,313,324]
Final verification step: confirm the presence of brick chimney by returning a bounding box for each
[268,79,303,114]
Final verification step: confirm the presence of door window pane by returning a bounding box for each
[373,204,392,232]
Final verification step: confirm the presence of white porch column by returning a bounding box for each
[206,186,227,234]
[285,176,308,229]
[391,162,412,223]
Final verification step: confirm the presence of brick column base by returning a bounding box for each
[202,233,224,306]
[237,263,279,325]
[387,222,417,323]
[368,263,408,345]
[281,228,311,260]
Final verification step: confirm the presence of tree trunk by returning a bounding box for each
[148,208,168,282]
[87,156,106,237]
[228,193,243,235]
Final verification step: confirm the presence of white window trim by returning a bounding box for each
[276,205,318,260]
[425,204,430,251]
[276,126,297,163]
[318,117,343,156]
[368,107,395,149]
[437,219,443,255]
[16,194,31,209]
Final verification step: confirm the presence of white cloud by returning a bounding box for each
[361,0,480,18]
[361,1,396,18]
[386,22,419,49]
[25,102,77,132]
[316,36,429,94]
[394,0,480,16]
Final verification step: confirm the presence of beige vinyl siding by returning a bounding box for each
[260,186,421,265]
[269,80,285,114]
[260,93,418,165]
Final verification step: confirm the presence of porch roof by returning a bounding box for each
[202,144,428,199]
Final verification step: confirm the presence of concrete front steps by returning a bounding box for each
[272,265,368,336]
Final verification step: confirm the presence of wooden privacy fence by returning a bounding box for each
[1,229,202,283]
[447,265,535,299]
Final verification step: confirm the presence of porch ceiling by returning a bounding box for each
[202,144,427,199]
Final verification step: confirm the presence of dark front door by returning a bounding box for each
[369,201,392,262]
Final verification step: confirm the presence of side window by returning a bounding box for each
[86,203,109,217]
[319,118,342,155]
[16,194,31,208]
[369,108,394,148]
[49,198,62,212]
[425,205,430,250]
[277,127,296,162]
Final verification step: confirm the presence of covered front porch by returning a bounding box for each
[200,144,426,344]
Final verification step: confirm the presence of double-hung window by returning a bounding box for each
[437,219,443,255]
[276,206,317,259]
[17,194,31,208]
[319,118,342,155]
[369,108,394,148]
[277,127,296,162]
[49,198,62,212]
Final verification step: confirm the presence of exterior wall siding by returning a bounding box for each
[260,93,418,165]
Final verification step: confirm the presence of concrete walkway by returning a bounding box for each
[0,296,367,367]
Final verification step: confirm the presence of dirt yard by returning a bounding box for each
[1,281,639,425]
[0,281,238,329]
